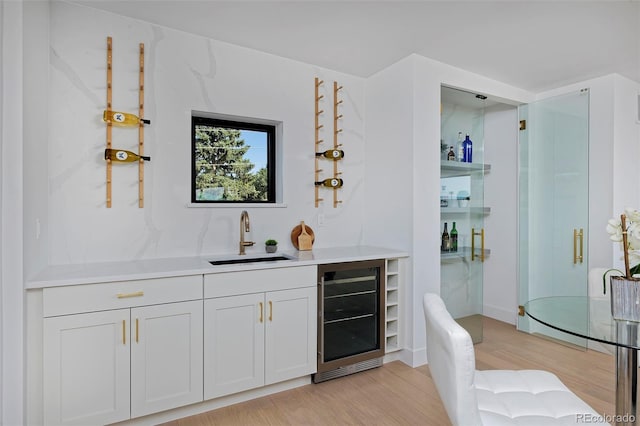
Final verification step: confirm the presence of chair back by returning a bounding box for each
[423,293,482,426]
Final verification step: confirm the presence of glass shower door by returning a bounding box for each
[518,89,589,347]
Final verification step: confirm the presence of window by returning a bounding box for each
[191,114,276,204]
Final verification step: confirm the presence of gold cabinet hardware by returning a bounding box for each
[259,302,263,323]
[122,320,126,345]
[519,120,526,130]
[135,318,139,343]
[269,301,273,322]
[573,228,584,264]
[117,291,144,299]
[518,305,525,317]
[471,228,485,262]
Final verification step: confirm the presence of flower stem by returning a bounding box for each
[622,214,632,278]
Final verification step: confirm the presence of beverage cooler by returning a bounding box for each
[313,260,385,383]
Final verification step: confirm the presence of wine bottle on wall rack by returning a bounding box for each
[315,178,344,188]
[104,148,150,163]
[316,149,345,160]
[103,110,151,126]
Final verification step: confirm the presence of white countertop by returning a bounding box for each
[26,246,408,289]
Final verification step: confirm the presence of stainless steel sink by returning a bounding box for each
[209,255,293,266]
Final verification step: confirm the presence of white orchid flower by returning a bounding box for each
[607,218,623,242]
[629,250,640,265]
[628,222,640,250]
[625,207,640,223]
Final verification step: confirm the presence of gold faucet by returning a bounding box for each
[239,210,255,255]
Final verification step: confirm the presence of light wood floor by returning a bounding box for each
[163,317,615,425]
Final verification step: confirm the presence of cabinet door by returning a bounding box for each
[131,300,203,418]
[44,310,130,426]
[265,287,317,385]
[204,293,265,399]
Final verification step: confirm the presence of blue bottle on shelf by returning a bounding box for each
[462,134,473,163]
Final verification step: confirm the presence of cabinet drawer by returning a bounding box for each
[43,275,203,317]
[204,265,316,298]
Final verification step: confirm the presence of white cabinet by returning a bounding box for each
[131,301,203,418]
[203,266,317,400]
[204,293,265,398]
[43,310,130,426]
[43,276,203,425]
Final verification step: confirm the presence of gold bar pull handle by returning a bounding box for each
[122,320,126,345]
[573,228,584,264]
[259,302,263,323]
[135,318,139,343]
[579,228,584,264]
[268,301,273,322]
[472,227,475,261]
[471,228,485,262]
[117,291,144,299]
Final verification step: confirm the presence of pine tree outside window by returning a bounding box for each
[191,115,276,203]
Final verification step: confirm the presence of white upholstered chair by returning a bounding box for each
[422,293,609,425]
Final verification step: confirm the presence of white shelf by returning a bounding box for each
[440,161,491,178]
[441,206,491,215]
[384,258,402,353]
[440,247,491,262]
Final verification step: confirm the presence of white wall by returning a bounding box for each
[364,54,534,366]
[2,1,26,425]
[39,2,367,271]
[483,104,518,324]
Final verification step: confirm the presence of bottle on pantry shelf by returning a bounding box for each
[456,132,464,162]
[462,134,473,163]
[441,222,450,252]
[450,222,458,252]
[447,146,455,161]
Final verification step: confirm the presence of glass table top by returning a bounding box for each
[525,296,640,350]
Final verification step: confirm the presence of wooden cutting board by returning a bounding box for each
[291,222,315,250]
[297,222,313,251]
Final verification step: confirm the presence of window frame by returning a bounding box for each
[191,114,277,204]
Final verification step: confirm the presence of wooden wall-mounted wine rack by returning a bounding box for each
[105,36,147,208]
[314,77,324,208]
[314,77,344,208]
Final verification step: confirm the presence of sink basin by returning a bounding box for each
[209,255,293,266]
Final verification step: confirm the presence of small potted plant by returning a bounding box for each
[265,239,278,253]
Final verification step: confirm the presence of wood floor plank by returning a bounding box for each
[162,317,615,425]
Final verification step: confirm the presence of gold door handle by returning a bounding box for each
[259,302,263,323]
[117,291,144,299]
[471,228,485,262]
[122,320,126,345]
[269,301,273,322]
[573,228,584,264]
[135,318,139,343]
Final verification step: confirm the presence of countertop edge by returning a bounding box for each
[26,246,409,289]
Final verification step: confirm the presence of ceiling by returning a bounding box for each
[71,0,640,93]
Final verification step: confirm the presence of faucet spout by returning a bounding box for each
[239,210,255,255]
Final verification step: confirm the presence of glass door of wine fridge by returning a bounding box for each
[314,260,385,383]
